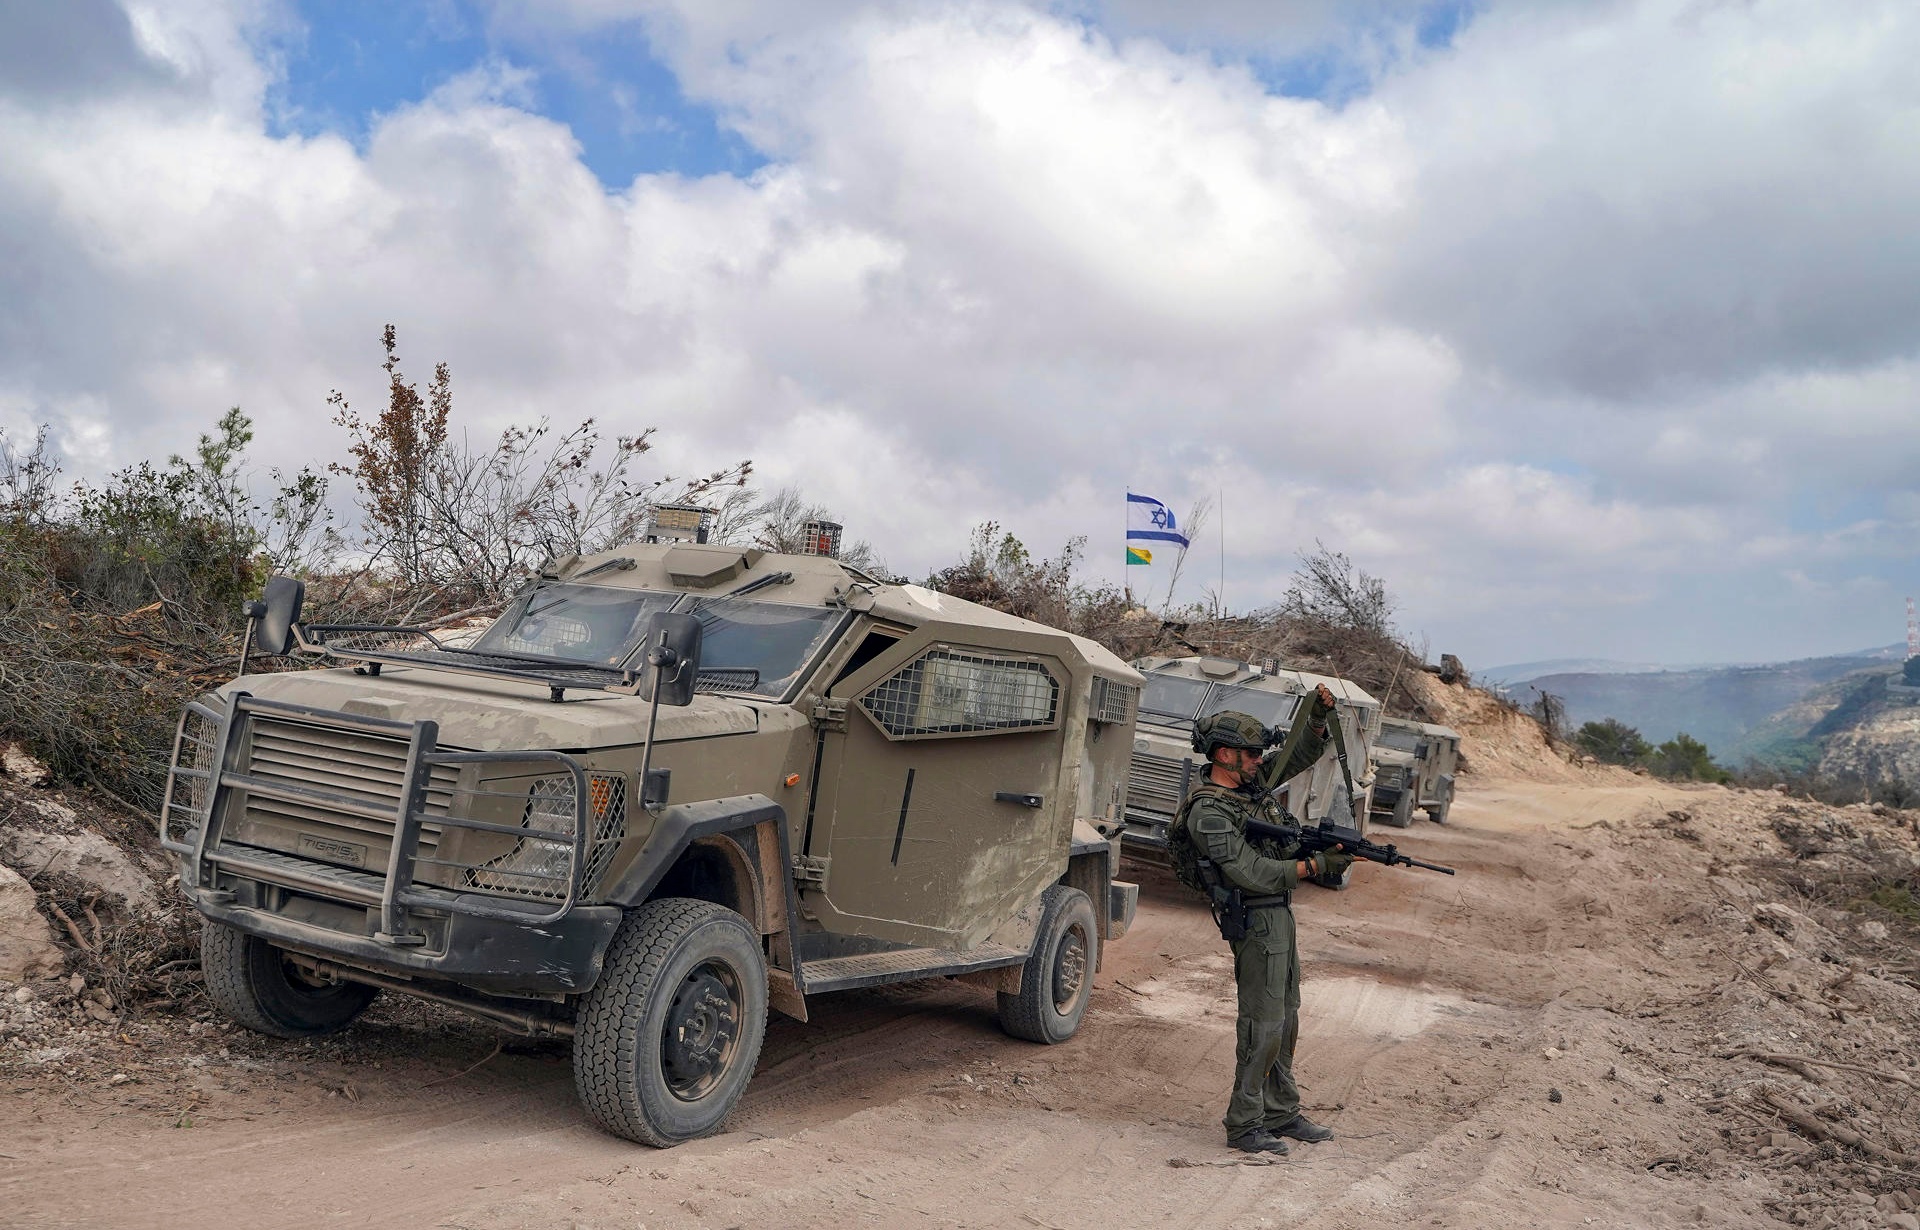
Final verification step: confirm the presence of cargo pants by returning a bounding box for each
[1224,902,1302,1139]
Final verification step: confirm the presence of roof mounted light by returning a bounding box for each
[799,519,842,558]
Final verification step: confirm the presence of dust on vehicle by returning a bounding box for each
[1116,654,1381,857]
[160,533,1141,1146]
[1369,717,1461,827]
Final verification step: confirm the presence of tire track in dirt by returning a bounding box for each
[10,777,1795,1230]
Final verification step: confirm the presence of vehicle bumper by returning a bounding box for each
[188,875,623,997]
[1119,808,1172,855]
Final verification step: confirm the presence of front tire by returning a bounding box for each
[573,899,768,1147]
[1380,790,1414,828]
[200,920,378,1039]
[998,885,1097,1044]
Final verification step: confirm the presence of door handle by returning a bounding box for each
[994,792,1043,808]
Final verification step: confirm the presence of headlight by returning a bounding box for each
[466,772,627,899]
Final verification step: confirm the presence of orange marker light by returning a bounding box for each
[784,773,802,787]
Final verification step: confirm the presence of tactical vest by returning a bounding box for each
[1167,780,1243,893]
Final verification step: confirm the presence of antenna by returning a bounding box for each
[1908,596,1918,661]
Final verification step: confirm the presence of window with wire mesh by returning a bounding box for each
[859,649,1060,737]
[163,703,222,844]
[1090,677,1138,725]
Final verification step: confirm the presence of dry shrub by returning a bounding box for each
[32,868,203,1014]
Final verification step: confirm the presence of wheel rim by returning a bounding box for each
[1051,925,1088,1012]
[660,960,744,1102]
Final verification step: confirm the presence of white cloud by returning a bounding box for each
[0,0,1916,670]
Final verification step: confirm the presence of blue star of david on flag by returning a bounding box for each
[1126,492,1190,548]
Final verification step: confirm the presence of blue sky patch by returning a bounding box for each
[264,1,764,186]
[1254,0,1478,105]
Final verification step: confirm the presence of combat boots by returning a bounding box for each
[1227,1128,1290,1155]
[1273,1113,1334,1143]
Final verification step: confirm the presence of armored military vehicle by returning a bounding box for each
[1117,655,1381,856]
[159,541,1141,1146]
[1369,717,1460,827]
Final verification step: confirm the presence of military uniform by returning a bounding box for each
[1169,708,1334,1149]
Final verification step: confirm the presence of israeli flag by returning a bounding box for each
[1127,492,1190,547]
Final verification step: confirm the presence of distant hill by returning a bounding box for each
[1479,658,1671,685]
[1509,649,1903,765]
[1483,644,1906,689]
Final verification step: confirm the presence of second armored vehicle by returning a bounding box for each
[1118,655,1381,856]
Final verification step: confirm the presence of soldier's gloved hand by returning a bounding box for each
[1308,846,1354,880]
[1311,683,1337,717]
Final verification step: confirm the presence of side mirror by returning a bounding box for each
[252,576,306,656]
[639,612,703,707]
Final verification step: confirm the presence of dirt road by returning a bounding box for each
[0,776,1900,1228]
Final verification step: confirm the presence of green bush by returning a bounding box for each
[1646,732,1732,784]
[1573,718,1652,766]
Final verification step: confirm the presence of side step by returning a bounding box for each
[800,942,1028,995]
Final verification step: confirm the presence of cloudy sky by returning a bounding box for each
[2,0,1916,671]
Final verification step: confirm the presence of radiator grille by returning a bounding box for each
[237,716,456,860]
[1126,749,1198,817]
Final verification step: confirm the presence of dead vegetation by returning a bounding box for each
[1601,788,1920,1226]
[926,528,1451,721]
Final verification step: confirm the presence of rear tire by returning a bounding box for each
[573,899,768,1147]
[1427,800,1451,824]
[998,885,1097,1044]
[200,920,378,1039]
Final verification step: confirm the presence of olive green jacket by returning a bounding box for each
[1183,722,1329,896]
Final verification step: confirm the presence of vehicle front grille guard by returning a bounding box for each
[160,693,602,941]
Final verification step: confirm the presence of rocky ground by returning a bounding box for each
[3,699,1920,1228]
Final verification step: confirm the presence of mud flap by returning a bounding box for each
[767,967,808,1023]
[1108,880,1138,939]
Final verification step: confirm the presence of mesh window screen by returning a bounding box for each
[860,649,1059,737]
[1091,677,1138,725]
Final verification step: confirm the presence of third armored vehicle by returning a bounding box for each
[1369,717,1460,826]
[1117,655,1380,855]
[160,540,1140,1146]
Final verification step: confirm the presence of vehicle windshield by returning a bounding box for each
[683,594,845,698]
[472,583,846,698]
[1139,675,1213,723]
[1199,683,1301,731]
[1377,727,1422,752]
[475,583,680,668]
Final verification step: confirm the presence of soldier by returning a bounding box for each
[1169,688,1357,1155]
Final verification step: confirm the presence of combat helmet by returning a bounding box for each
[1192,710,1271,757]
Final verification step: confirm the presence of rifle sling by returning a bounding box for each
[1325,706,1361,826]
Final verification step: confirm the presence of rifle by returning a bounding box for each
[1243,815,1457,876]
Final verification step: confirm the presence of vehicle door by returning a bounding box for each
[805,624,1074,949]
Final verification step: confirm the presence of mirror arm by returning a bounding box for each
[237,599,266,677]
[635,639,676,814]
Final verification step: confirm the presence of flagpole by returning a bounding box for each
[1218,486,1225,616]
[1123,488,1131,609]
